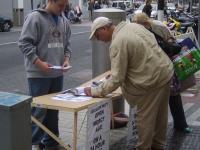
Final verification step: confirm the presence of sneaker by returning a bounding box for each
[32,145,44,150]
[32,145,40,150]
[183,127,192,133]
[175,127,193,133]
[32,143,45,150]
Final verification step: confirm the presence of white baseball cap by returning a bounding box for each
[89,17,112,40]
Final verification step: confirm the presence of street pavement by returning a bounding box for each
[1,20,200,150]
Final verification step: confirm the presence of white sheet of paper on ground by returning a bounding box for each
[49,65,72,70]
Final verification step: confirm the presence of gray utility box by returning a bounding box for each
[0,92,32,150]
[92,8,126,114]
[92,8,126,78]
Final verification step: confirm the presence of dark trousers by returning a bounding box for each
[28,76,63,146]
[169,94,188,130]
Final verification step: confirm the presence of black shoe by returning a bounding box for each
[32,143,45,150]
[175,127,192,133]
[183,127,192,133]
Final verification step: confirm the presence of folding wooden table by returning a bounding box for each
[31,71,122,150]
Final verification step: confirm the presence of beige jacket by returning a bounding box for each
[151,20,173,41]
[91,22,173,97]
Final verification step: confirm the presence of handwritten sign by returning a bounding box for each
[126,106,138,150]
[86,100,111,150]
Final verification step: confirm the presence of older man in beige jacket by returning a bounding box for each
[84,17,173,150]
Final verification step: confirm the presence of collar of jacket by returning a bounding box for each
[112,21,127,40]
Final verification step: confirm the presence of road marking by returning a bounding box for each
[187,108,200,124]
[0,31,90,46]
[183,103,194,111]
[190,121,200,126]
[72,31,90,35]
[0,41,17,46]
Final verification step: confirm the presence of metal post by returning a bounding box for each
[31,0,33,10]
[189,0,192,13]
[157,0,164,21]
[79,0,82,11]
[198,0,200,45]
[18,9,21,26]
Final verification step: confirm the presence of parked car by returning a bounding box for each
[166,3,176,10]
[112,0,133,13]
[0,15,13,32]
[133,3,158,18]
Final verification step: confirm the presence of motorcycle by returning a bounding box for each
[66,6,82,24]
[164,10,198,37]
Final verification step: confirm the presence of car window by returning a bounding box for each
[112,2,117,7]
[126,2,131,8]
[167,3,175,10]
[118,2,124,8]
[138,4,157,10]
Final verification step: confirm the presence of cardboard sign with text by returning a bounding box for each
[126,106,138,150]
[86,100,111,150]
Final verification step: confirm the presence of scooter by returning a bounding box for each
[164,11,197,36]
[166,10,198,38]
[68,9,82,24]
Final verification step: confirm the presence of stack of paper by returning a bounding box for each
[52,87,92,102]
[49,65,72,71]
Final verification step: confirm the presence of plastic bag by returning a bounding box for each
[173,38,200,81]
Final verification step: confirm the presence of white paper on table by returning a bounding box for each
[60,87,86,96]
[52,92,92,102]
[49,65,72,70]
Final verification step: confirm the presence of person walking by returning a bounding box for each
[88,0,94,21]
[133,13,192,133]
[84,17,173,150]
[142,0,152,17]
[94,1,101,10]
[18,0,72,149]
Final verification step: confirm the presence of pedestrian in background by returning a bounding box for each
[133,12,192,134]
[94,0,101,10]
[18,0,72,149]
[142,0,152,17]
[88,0,94,20]
[84,16,173,150]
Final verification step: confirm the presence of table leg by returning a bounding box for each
[111,101,115,129]
[31,116,71,150]
[73,112,78,150]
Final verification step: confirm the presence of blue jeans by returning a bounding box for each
[28,76,63,147]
